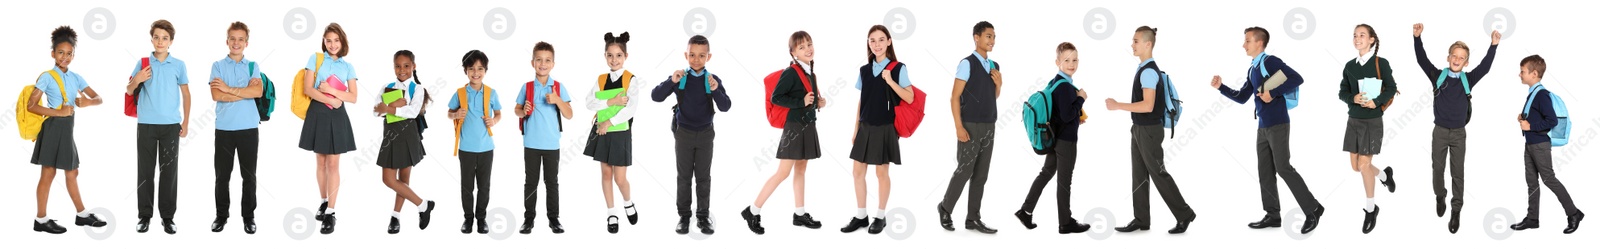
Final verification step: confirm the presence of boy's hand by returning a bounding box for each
[709,77,720,91]
[1520,120,1531,131]
[1210,75,1223,89]
[671,69,685,83]
[1491,30,1502,45]
[448,109,465,120]
[1413,23,1424,37]
[991,69,1003,86]
[1258,92,1274,103]
[486,115,501,128]
[1077,89,1087,99]
[1103,98,1117,110]
[132,66,153,84]
[546,93,562,104]
[955,126,970,142]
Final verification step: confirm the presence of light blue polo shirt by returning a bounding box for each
[1137,58,1159,89]
[953,51,994,81]
[304,53,358,90]
[130,53,190,125]
[35,66,88,109]
[210,56,262,131]
[855,57,913,90]
[449,85,503,153]
[515,78,572,150]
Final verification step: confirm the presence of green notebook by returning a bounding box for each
[594,88,629,131]
[382,89,407,123]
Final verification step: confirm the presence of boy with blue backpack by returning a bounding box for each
[1508,55,1584,234]
[1103,26,1196,234]
[651,35,730,235]
[1209,27,1322,234]
[1411,23,1500,233]
[1016,42,1091,234]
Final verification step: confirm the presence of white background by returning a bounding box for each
[1,0,1595,248]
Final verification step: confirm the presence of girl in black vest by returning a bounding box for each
[841,25,914,234]
[585,32,645,234]
[371,50,436,234]
[741,31,827,234]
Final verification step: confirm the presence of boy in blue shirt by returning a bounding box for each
[450,50,503,234]
[1508,55,1584,234]
[206,22,266,234]
[514,42,572,234]
[937,21,1001,234]
[126,19,191,235]
[1105,26,1196,234]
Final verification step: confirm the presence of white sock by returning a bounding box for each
[1378,168,1390,181]
[795,207,807,216]
[608,208,618,216]
[855,208,867,219]
[624,201,636,215]
[392,212,402,218]
[417,200,431,212]
[876,209,886,218]
[1365,198,1376,212]
[324,208,336,215]
[36,217,49,223]
[77,211,90,218]
[750,205,762,215]
[322,198,329,203]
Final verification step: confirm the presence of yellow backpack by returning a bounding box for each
[290,53,325,120]
[453,85,494,155]
[16,70,67,141]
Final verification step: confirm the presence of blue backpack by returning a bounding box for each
[1023,78,1073,155]
[1523,84,1570,146]
[1156,71,1183,137]
[1255,56,1299,110]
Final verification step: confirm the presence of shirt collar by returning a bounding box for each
[971,51,991,71]
[871,57,891,74]
[1528,82,1544,94]
[535,76,553,87]
[150,52,173,64]
[1137,58,1155,70]
[1250,53,1268,68]
[1057,71,1074,85]
[1448,70,1462,78]
[609,69,627,81]
[1356,46,1376,65]
[794,59,812,74]
[686,67,707,77]
[53,66,67,75]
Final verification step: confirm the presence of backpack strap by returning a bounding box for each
[1435,70,1472,96]
[679,68,712,94]
[314,53,325,85]
[41,70,67,109]
[791,63,814,92]
[1523,85,1545,116]
[482,87,494,136]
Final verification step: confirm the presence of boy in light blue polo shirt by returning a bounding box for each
[125,19,191,234]
[513,42,573,234]
[449,50,503,234]
[206,22,266,234]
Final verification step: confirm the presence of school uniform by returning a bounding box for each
[297,54,358,154]
[1520,83,1580,221]
[1017,72,1087,225]
[1414,36,1498,214]
[769,63,821,160]
[1124,59,1196,224]
[517,77,571,220]
[450,85,501,220]
[209,56,263,220]
[31,66,89,171]
[650,68,731,218]
[583,70,643,166]
[131,53,189,221]
[849,58,911,165]
[372,78,428,169]
[940,52,1001,220]
[1217,54,1320,219]
[1338,51,1396,155]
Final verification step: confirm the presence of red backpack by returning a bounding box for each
[519,80,563,134]
[764,64,812,129]
[124,57,150,117]
[882,61,926,138]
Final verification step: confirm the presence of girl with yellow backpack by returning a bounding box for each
[20,26,110,234]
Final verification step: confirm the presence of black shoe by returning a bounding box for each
[136,218,150,233]
[965,219,998,234]
[549,218,565,234]
[606,215,619,234]
[1114,219,1149,233]
[211,217,227,232]
[316,201,328,221]
[1060,219,1092,234]
[33,219,67,234]
[419,200,435,230]
[839,217,868,233]
[318,215,334,234]
[1436,196,1447,217]
[676,216,691,235]
[1247,215,1281,229]
[476,218,488,234]
[1566,211,1585,234]
[388,217,401,234]
[1380,167,1396,193]
[460,219,473,234]
[624,203,639,225]
[243,218,257,234]
[520,219,534,234]
[740,207,765,235]
[1302,205,1324,234]
[1169,216,1195,234]
[937,204,954,231]
[868,217,887,234]
[1015,210,1037,229]
[162,219,177,234]
[1511,217,1539,230]
[1361,206,1379,234]
[1448,210,1462,234]
[793,213,822,228]
[74,214,107,227]
[697,216,714,234]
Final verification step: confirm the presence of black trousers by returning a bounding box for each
[1524,142,1579,220]
[137,124,181,220]
[940,122,996,220]
[1020,141,1079,224]
[215,129,259,219]
[674,127,715,217]
[1257,124,1319,218]
[523,148,559,219]
[1129,124,1195,223]
[460,150,494,220]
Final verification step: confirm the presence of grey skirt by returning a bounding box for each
[1342,117,1384,155]
[31,115,79,170]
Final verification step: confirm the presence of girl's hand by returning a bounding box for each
[803,92,815,106]
[596,120,612,135]
[607,96,629,106]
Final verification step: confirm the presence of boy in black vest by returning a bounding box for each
[937,21,1001,234]
[651,35,731,235]
[1210,27,1321,234]
[1508,55,1583,234]
[1104,26,1196,234]
[1411,23,1499,233]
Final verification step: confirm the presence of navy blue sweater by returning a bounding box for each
[1522,87,1558,144]
[1217,55,1304,128]
[1049,74,1086,142]
[1415,36,1497,128]
[652,71,732,131]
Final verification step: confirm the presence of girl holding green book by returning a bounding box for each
[584,32,644,234]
